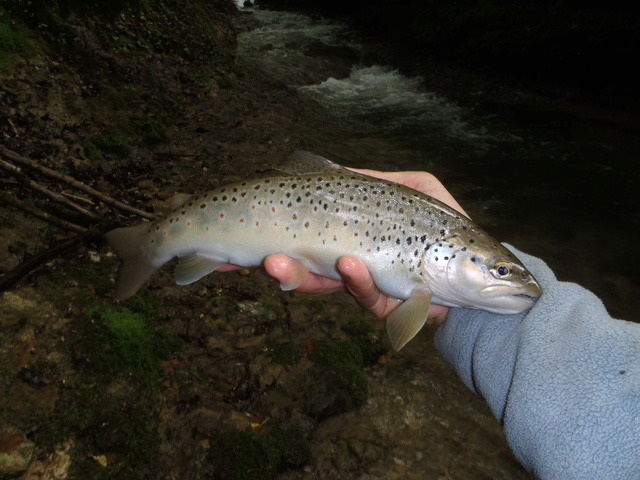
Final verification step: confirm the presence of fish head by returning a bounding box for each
[424,236,542,313]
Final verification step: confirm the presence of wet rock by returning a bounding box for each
[22,440,72,480]
[0,429,36,476]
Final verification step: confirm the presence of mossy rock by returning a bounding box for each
[209,430,282,480]
[305,338,368,418]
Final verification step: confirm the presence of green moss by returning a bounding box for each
[141,121,170,147]
[209,430,282,480]
[0,214,17,229]
[342,316,390,365]
[269,342,300,368]
[268,427,311,469]
[41,383,158,479]
[309,338,368,414]
[86,305,179,382]
[0,16,32,70]
[92,127,131,158]
[214,73,234,89]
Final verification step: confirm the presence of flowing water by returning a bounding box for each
[236,6,640,322]
[233,5,640,478]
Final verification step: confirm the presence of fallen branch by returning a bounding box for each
[0,158,99,219]
[0,231,96,293]
[1,192,88,234]
[0,145,155,220]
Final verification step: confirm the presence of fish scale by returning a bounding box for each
[105,151,542,350]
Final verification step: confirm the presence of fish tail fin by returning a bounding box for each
[104,223,159,301]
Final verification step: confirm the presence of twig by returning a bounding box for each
[0,158,99,219]
[0,145,155,220]
[1,192,88,234]
[0,231,96,293]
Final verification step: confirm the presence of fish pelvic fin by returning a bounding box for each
[386,288,433,351]
[104,223,159,301]
[175,254,226,285]
[279,151,347,175]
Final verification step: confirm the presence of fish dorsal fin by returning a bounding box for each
[168,193,192,210]
[175,254,226,285]
[386,288,433,351]
[278,150,347,175]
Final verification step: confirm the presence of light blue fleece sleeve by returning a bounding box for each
[434,246,640,480]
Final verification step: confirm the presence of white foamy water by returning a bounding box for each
[299,65,488,140]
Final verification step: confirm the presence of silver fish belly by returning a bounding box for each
[105,151,542,349]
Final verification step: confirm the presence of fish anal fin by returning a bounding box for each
[278,151,347,176]
[175,254,226,285]
[386,288,433,351]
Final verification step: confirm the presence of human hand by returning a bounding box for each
[264,169,469,326]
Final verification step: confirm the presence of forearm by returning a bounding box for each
[434,246,640,479]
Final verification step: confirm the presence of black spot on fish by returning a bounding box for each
[279,182,285,187]
[200,204,206,209]
[221,196,227,201]
[396,238,400,245]
[471,257,476,262]
[406,237,412,245]
[420,235,427,243]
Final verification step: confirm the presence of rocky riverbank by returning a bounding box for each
[0,2,531,479]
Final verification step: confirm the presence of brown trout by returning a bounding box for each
[105,151,541,350]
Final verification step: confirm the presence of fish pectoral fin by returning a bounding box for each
[278,259,309,291]
[174,254,226,285]
[386,288,433,351]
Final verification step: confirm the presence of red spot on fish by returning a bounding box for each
[187,222,191,226]
[220,214,224,219]
[272,207,277,213]
[292,214,298,220]
[240,218,245,223]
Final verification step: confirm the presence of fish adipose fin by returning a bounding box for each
[175,254,226,285]
[279,150,347,175]
[167,193,192,210]
[386,288,433,351]
[104,223,159,301]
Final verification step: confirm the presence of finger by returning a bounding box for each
[426,304,449,326]
[264,254,345,294]
[338,256,403,318]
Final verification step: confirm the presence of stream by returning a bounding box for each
[232,5,640,479]
[235,6,640,323]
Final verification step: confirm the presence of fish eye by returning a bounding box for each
[493,263,512,278]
